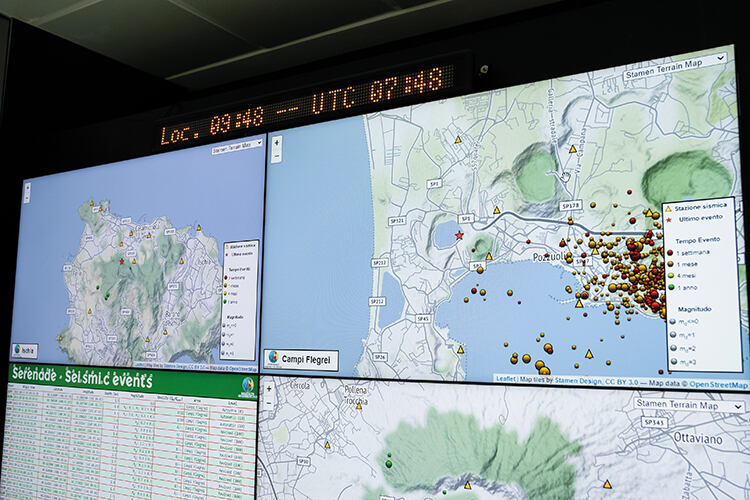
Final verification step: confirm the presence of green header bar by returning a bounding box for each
[8,363,257,401]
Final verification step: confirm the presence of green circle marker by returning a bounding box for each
[223,299,227,304]
[443,491,447,495]
[385,460,392,468]
[668,284,675,290]
[387,453,391,457]
[96,285,100,290]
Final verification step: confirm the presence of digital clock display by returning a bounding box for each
[158,63,456,148]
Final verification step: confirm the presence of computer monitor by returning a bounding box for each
[260,45,747,391]
[9,135,266,371]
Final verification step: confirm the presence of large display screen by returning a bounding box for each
[260,45,748,391]
[2,42,749,500]
[257,375,749,499]
[8,136,266,372]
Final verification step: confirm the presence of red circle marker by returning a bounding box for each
[471,288,477,294]
[629,217,636,224]
[659,369,664,374]
[517,300,521,304]
[526,239,530,244]
[583,312,588,317]
[472,248,475,252]
[667,249,673,256]
[627,189,632,195]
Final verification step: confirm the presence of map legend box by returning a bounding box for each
[663,197,742,373]
[220,240,260,361]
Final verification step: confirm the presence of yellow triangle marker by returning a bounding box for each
[666,206,671,212]
[356,402,362,410]
[88,308,91,314]
[147,233,151,239]
[486,253,492,261]
[98,207,102,212]
[57,335,62,341]
[645,209,653,217]
[129,231,133,236]
[585,349,594,359]
[132,259,136,264]
[119,241,123,247]
[569,145,577,154]
[90,201,94,206]
[145,336,150,342]
[455,136,461,144]
[575,299,583,308]
[179,258,184,265]
[163,329,168,335]
[197,224,201,231]
[493,206,500,214]
[457,345,465,354]
[592,248,599,255]
[603,479,612,489]
[324,441,330,449]
[464,481,471,490]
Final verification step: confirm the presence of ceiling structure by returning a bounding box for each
[0,0,560,90]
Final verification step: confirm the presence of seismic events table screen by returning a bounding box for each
[0,363,258,500]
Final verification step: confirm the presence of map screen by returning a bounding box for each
[261,45,749,390]
[9,136,266,372]
[257,375,750,499]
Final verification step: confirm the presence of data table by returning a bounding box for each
[1,364,258,500]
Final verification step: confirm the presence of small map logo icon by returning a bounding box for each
[242,377,253,393]
[14,344,20,354]
[268,350,278,363]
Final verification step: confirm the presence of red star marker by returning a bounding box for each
[666,218,671,222]
[455,231,464,240]
[120,259,124,265]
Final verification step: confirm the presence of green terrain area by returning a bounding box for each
[471,235,493,260]
[708,70,737,124]
[512,143,559,203]
[379,409,580,500]
[78,200,108,234]
[641,150,732,207]
[157,233,185,277]
[363,486,388,500]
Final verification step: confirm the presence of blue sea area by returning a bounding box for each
[378,272,405,329]
[260,117,373,377]
[433,220,462,249]
[10,135,266,367]
[436,260,750,382]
